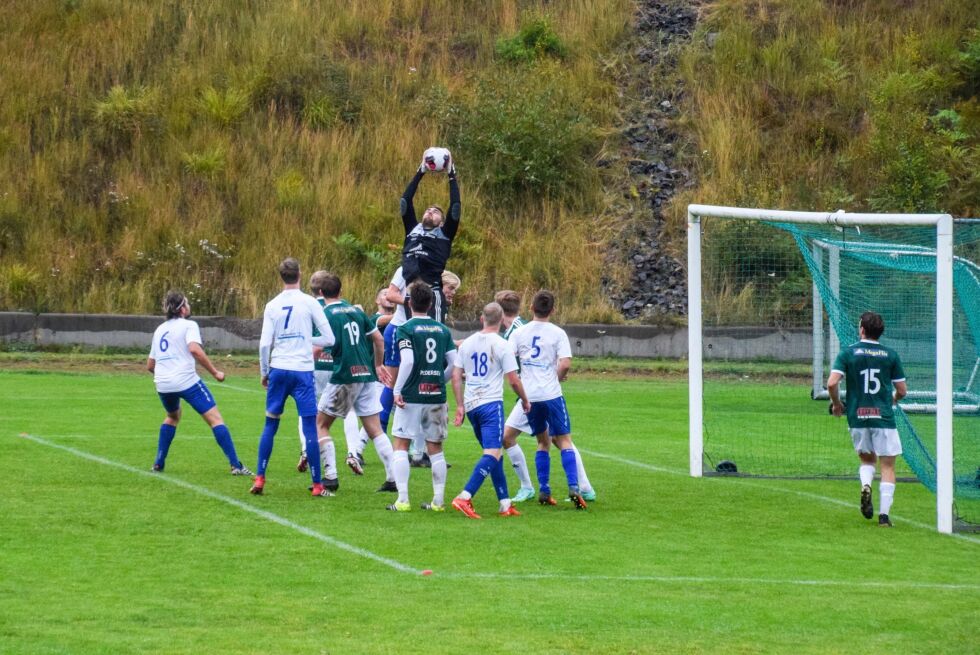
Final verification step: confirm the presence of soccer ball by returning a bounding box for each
[422,147,452,173]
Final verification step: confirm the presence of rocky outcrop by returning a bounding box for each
[603,1,700,321]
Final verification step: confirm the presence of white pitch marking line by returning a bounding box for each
[577,448,980,546]
[19,433,423,576]
[217,383,264,394]
[441,571,980,591]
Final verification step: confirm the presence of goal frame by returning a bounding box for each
[687,204,955,534]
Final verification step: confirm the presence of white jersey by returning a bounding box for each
[455,331,518,412]
[389,267,408,327]
[149,318,203,393]
[510,320,572,402]
[260,289,334,375]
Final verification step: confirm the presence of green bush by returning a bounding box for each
[1,264,45,312]
[495,18,567,63]
[91,85,162,150]
[181,146,226,180]
[444,64,597,197]
[198,86,250,127]
[333,232,398,279]
[958,29,980,97]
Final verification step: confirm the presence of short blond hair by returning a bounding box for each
[442,270,461,290]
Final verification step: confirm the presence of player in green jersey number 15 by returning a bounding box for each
[828,311,907,527]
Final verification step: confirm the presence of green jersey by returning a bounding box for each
[396,317,456,404]
[502,315,525,341]
[324,300,379,384]
[313,298,333,372]
[832,340,906,429]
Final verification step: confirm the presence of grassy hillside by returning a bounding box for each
[4,0,979,322]
[667,0,980,251]
[0,0,631,320]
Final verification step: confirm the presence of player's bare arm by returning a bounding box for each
[189,342,224,382]
[556,357,572,383]
[451,366,465,427]
[894,380,908,404]
[827,370,844,417]
[505,370,531,414]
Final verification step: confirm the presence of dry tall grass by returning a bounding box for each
[0,0,631,322]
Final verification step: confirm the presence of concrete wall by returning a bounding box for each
[0,312,813,361]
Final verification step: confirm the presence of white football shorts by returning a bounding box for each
[317,382,382,418]
[392,403,448,443]
[849,427,902,456]
[313,370,332,399]
[505,400,532,435]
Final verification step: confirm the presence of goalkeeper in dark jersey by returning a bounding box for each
[828,311,908,527]
[399,148,461,324]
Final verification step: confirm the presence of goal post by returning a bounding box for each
[687,204,956,534]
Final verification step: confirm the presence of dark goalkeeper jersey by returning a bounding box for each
[832,339,906,429]
[399,170,461,288]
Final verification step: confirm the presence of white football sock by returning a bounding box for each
[343,412,360,457]
[392,450,410,504]
[859,464,875,487]
[506,444,533,490]
[356,427,370,456]
[318,436,337,480]
[298,417,306,455]
[372,433,395,481]
[499,497,512,512]
[430,451,447,506]
[411,434,426,459]
[458,490,472,501]
[879,482,896,516]
[569,443,593,493]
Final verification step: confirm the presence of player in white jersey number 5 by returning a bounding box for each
[510,290,587,509]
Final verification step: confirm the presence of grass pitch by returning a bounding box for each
[0,360,977,654]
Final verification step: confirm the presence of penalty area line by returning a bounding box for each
[18,433,423,576]
[577,448,980,546]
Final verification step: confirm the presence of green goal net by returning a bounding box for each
[692,208,979,529]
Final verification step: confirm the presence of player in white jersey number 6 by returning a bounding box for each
[147,291,250,476]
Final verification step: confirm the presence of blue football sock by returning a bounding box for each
[256,416,280,476]
[155,423,177,468]
[302,415,321,483]
[211,424,241,467]
[560,448,579,490]
[379,386,394,433]
[464,454,497,497]
[535,450,551,496]
[489,456,509,501]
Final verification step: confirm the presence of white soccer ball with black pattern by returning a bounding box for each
[422,147,452,173]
